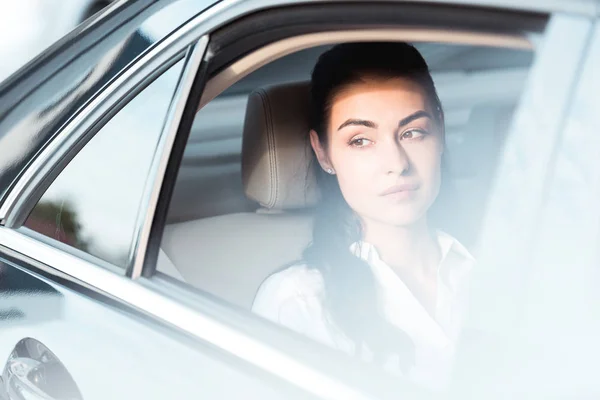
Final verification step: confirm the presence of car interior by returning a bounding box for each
[157,39,535,309]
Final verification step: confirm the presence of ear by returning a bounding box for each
[309,129,334,172]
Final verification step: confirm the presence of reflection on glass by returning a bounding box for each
[25,59,185,268]
[27,199,90,252]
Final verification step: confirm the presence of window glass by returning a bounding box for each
[484,23,600,394]
[162,41,539,289]
[25,59,185,268]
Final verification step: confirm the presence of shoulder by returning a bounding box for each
[252,264,347,349]
[251,263,325,323]
[253,263,325,306]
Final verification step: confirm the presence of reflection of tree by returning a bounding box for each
[25,200,90,252]
[25,200,130,268]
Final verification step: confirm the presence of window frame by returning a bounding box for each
[145,1,552,279]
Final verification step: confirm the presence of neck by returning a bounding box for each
[361,217,440,274]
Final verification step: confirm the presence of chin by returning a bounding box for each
[382,214,424,227]
[373,203,429,227]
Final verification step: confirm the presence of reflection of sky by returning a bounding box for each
[41,61,184,266]
[0,0,90,83]
[0,0,198,84]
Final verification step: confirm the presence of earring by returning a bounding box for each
[326,168,335,175]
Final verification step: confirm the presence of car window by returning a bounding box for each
[24,59,185,269]
[162,40,538,292]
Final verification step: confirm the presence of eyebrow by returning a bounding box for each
[337,110,433,131]
[398,110,433,128]
[337,119,377,131]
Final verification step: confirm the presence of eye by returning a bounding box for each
[349,137,373,148]
[400,129,426,140]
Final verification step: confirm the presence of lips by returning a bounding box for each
[379,183,419,197]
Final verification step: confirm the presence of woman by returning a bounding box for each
[252,42,475,389]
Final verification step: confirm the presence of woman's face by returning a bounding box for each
[311,77,444,228]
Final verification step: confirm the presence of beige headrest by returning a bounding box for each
[242,82,319,210]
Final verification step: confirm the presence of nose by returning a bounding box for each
[380,137,410,175]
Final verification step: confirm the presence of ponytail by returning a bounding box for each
[303,166,414,369]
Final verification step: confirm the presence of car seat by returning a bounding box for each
[160,82,316,308]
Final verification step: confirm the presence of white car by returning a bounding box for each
[0,0,599,399]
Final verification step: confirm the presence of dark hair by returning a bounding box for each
[303,42,445,369]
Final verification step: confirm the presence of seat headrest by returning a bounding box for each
[242,82,319,210]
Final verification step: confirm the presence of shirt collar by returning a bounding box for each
[436,230,475,264]
[349,230,475,291]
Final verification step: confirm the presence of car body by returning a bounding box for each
[0,0,118,83]
[0,0,600,399]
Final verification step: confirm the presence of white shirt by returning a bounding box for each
[252,231,475,390]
